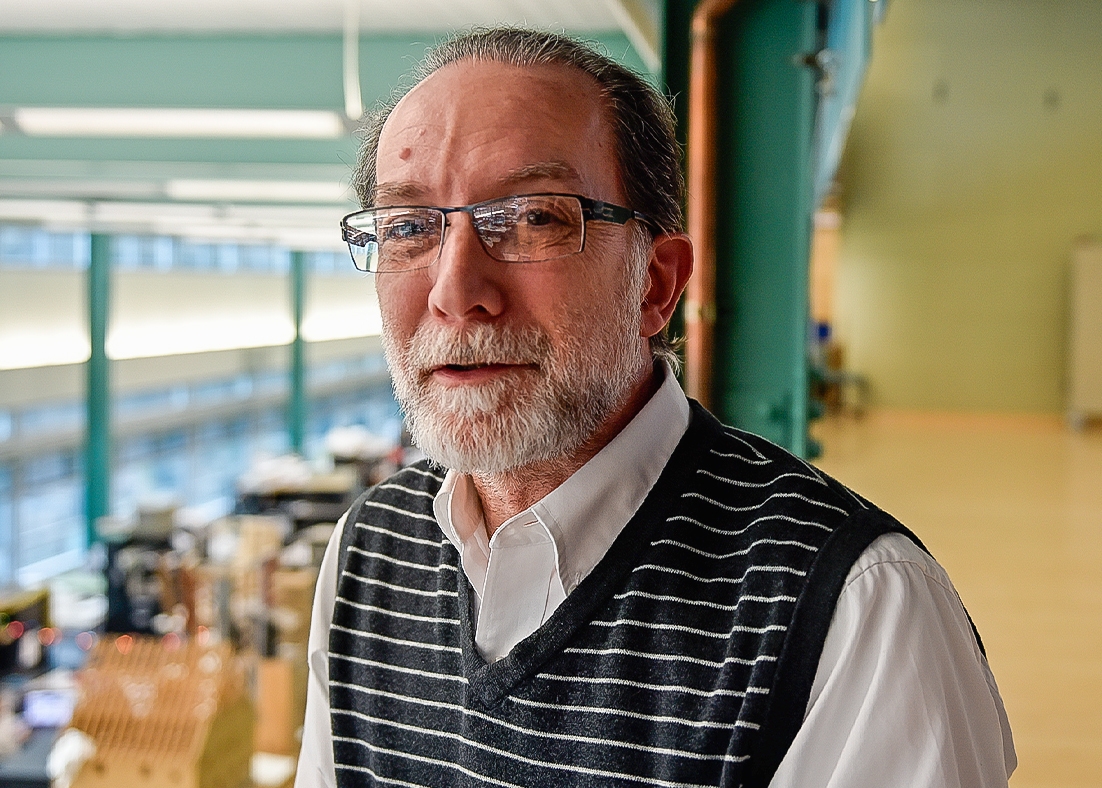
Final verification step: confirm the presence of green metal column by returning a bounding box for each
[85,233,111,545]
[289,250,307,455]
[712,0,818,456]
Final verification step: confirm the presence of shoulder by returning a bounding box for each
[778,532,1016,785]
[845,531,952,591]
[834,532,981,651]
[363,459,447,501]
[338,459,446,555]
[681,402,877,530]
[815,533,997,719]
[346,460,446,520]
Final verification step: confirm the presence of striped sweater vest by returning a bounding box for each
[328,403,928,787]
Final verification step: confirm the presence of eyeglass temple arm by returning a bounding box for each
[583,199,649,227]
[342,225,375,246]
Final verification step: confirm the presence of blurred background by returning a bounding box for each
[0,1,1099,786]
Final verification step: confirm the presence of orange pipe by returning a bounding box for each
[684,0,740,408]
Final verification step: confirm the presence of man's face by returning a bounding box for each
[373,59,653,473]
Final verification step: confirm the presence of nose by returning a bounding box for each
[426,214,506,321]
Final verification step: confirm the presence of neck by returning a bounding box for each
[471,364,662,535]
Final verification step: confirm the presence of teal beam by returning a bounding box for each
[712,0,818,456]
[289,250,307,455]
[86,233,111,544]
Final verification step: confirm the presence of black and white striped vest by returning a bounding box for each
[328,403,927,787]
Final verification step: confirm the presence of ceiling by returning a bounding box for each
[0,0,658,248]
[0,0,639,35]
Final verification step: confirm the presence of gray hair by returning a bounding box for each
[352,26,684,368]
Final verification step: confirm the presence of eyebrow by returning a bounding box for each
[372,182,423,204]
[373,160,583,206]
[499,161,581,187]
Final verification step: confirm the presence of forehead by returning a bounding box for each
[376,59,622,203]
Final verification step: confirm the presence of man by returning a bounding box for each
[296,27,1015,788]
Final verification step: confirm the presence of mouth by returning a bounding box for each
[405,323,551,387]
[428,361,537,381]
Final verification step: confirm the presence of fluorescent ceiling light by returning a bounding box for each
[107,317,296,360]
[166,178,351,203]
[0,199,349,252]
[302,306,382,344]
[0,199,344,243]
[172,224,344,251]
[0,198,91,225]
[0,332,89,371]
[13,107,346,139]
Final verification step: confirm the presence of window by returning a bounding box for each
[308,250,355,276]
[115,386,189,420]
[177,239,217,270]
[16,450,84,585]
[240,244,290,274]
[0,466,13,586]
[114,234,173,270]
[0,225,88,269]
[20,400,84,439]
[3,219,392,583]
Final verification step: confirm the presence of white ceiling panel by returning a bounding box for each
[0,0,631,34]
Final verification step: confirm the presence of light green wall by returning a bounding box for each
[835,0,1102,413]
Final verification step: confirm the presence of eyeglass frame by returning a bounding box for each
[339,192,654,273]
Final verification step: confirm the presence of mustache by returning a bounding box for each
[404,323,552,371]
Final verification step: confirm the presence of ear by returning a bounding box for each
[639,232,694,340]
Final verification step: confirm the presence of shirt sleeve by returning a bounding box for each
[293,514,345,788]
[769,533,1016,788]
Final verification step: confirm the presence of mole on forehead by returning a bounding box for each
[373,161,583,205]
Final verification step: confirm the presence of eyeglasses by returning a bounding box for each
[340,193,650,273]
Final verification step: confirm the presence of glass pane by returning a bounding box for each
[0,465,13,586]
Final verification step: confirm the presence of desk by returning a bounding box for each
[0,727,55,788]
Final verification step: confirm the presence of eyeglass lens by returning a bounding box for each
[345,194,586,273]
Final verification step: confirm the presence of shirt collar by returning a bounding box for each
[434,363,690,595]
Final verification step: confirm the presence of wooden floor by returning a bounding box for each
[811,410,1102,788]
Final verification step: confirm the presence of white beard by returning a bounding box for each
[382,303,646,474]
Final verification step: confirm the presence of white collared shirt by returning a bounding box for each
[433,366,690,661]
